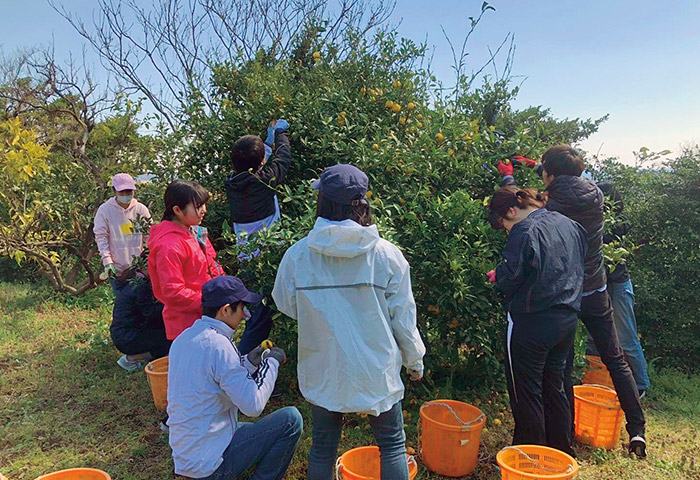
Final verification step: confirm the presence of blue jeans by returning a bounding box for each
[586,280,650,391]
[307,402,409,480]
[202,407,303,480]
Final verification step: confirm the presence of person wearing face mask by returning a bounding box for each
[94,173,151,287]
[94,173,160,372]
[486,186,587,456]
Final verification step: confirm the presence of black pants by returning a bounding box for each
[114,327,170,359]
[505,309,577,455]
[564,289,645,438]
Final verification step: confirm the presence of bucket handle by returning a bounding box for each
[334,453,417,480]
[335,456,342,480]
[417,404,484,456]
[420,401,486,431]
[501,446,573,475]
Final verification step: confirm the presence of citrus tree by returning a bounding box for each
[0,52,159,294]
[179,24,604,385]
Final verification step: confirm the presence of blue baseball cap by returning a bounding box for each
[202,276,262,308]
[311,164,368,205]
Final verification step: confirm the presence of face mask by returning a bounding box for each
[117,194,133,204]
[243,306,251,321]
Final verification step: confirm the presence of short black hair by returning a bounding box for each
[316,193,373,226]
[163,180,210,221]
[542,144,586,177]
[231,135,266,173]
[202,301,244,319]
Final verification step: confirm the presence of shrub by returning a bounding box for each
[596,150,700,370]
[181,31,602,387]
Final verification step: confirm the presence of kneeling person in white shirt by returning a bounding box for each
[167,275,302,480]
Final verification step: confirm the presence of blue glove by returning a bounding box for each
[265,119,289,146]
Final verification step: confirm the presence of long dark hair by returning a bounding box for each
[163,180,210,221]
[487,186,546,229]
[316,193,373,226]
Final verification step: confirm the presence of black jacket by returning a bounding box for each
[598,181,631,284]
[546,175,607,292]
[225,132,292,224]
[495,208,588,314]
[110,278,164,346]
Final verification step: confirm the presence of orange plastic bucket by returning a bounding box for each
[582,355,615,389]
[34,468,111,480]
[419,400,486,477]
[145,356,169,411]
[497,445,578,480]
[336,446,417,480]
[574,385,624,450]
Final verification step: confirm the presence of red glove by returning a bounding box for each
[497,159,514,177]
[486,269,496,283]
[512,155,539,168]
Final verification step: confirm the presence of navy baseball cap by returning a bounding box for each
[202,276,262,308]
[311,164,368,205]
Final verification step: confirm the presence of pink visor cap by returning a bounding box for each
[112,173,137,191]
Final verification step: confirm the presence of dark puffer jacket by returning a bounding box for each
[225,132,292,224]
[546,175,607,292]
[495,208,588,314]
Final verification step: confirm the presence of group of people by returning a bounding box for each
[93,118,648,479]
[488,145,649,458]
[94,121,425,480]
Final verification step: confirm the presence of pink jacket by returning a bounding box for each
[148,220,224,340]
[93,198,151,272]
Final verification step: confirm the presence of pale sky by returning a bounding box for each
[1,0,698,164]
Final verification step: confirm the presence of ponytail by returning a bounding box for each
[488,186,546,229]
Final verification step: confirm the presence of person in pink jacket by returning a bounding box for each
[148,180,224,341]
[94,173,151,285]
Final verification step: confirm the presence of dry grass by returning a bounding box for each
[1,282,698,479]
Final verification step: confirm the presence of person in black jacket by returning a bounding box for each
[587,181,651,394]
[225,119,291,234]
[111,271,169,370]
[541,145,647,457]
[487,186,587,456]
[223,120,291,355]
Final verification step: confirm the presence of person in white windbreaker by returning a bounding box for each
[272,164,426,480]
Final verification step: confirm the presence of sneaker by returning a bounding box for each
[160,414,170,434]
[117,355,144,372]
[629,435,647,458]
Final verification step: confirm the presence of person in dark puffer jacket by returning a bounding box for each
[487,187,587,456]
[586,180,651,395]
[542,145,647,457]
[223,120,291,355]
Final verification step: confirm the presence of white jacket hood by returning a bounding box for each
[273,217,425,416]
[306,218,380,258]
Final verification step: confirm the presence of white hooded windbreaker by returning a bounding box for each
[273,217,426,415]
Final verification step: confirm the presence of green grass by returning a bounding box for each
[1,281,699,479]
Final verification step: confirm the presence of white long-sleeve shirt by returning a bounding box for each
[93,197,151,272]
[167,316,279,478]
[273,218,425,416]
